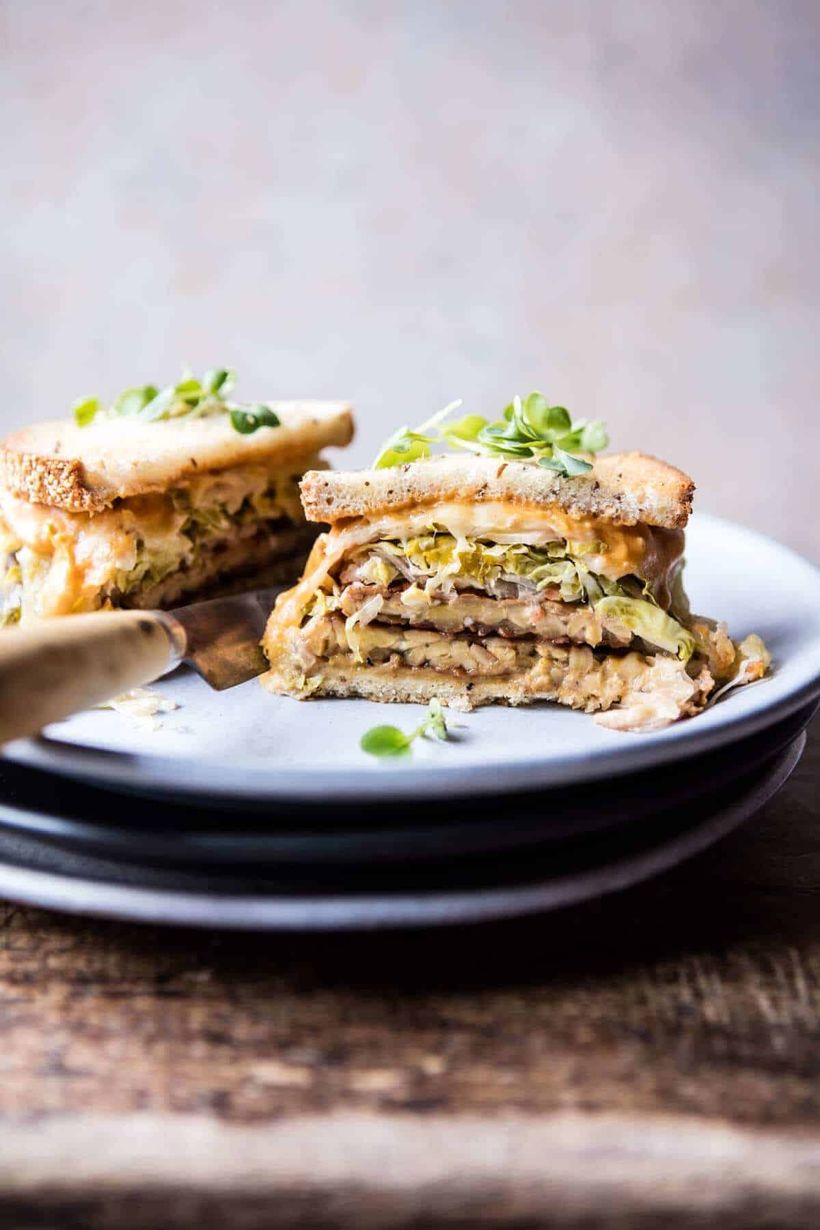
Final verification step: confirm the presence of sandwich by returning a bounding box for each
[0,368,353,623]
[261,394,768,731]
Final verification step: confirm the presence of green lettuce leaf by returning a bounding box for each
[595,595,695,661]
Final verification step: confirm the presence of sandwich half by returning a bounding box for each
[261,454,768,731]
[1,387,353,623]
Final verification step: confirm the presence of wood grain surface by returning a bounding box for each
[0,718,818,1228]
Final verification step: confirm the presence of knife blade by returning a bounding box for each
[163,585,286,690]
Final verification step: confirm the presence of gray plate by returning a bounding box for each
[0,701,813,866]
[0,734,803,930]
[4,517,819,804]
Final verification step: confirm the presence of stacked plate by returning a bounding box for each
[0,514,818,929]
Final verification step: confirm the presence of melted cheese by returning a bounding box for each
[1,461,308,620]
[0,493,142,615]
[334,502,683,588]
[264,503,686,648]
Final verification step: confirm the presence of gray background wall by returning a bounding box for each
[2,0,818,558]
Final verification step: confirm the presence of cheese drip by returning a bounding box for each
[0,461,311,619]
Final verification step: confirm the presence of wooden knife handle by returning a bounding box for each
[0,610,186,745]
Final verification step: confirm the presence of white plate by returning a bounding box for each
[3,514,819,803]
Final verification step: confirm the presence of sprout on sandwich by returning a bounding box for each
[373,393,608,479]
[72,368,282,437]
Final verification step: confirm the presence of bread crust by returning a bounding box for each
[300,452,694,530]
[1,402,353,512]
[262,658,556,710]
[0,451,100,513]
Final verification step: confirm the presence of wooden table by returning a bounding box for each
[0,719,818,1229]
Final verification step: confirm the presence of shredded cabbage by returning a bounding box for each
[123,475,288,597]
[344,592,384,662]
[594,595,695,662]
[1,556,22,625]
[369,533,628,604]
[306,589,341,619]
[355,555,399,587]
[400,583,434,609]
[2,466,296,620]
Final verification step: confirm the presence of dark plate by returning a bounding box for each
[0,703,814,869]
[0,733,804,930]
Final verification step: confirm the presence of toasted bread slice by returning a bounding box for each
[1,402,353,512]
[300,452,693,530]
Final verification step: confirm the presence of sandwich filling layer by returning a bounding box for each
[263,505,768,730]
[1,460,318,623]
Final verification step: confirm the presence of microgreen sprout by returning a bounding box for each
[360,698,450,758]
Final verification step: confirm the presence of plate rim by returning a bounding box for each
[5,672,819,804]
[2,704,812,863]
[2,512,819,803]
[0,733,804,930]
